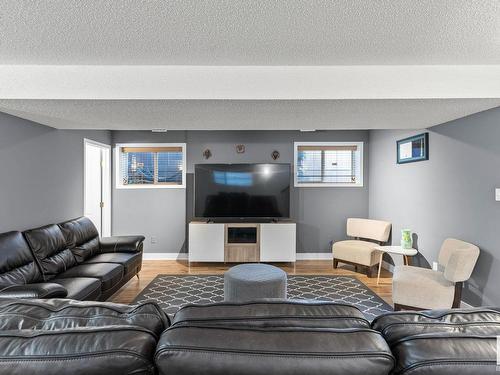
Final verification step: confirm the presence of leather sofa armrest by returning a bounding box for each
[0,283,68,299]
[100,236,145,253]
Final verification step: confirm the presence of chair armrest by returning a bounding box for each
[0,283,68,299]
[100,236,145,253]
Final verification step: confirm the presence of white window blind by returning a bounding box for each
[294,142,363,187]
[116,144,186,188]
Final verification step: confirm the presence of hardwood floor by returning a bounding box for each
[111,260,394,306]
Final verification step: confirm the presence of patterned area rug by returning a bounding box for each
[133,274,392,321]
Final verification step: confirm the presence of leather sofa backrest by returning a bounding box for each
[156,325,394,375]
[0,299,169,375]
[59,217,100,263]
[346,218,391,243]
[0,231,43,287]
[24,224,77,280]
[172,301,371,329]
[372,308,500,374]
[158,301,392,375]
[0,298,170,333]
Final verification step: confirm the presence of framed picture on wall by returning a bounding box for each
[397,132,429,164]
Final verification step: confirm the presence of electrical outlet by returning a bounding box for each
[496,188,500,201]
[432,261,438,271]
[151,237,157,244]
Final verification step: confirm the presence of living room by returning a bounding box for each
[0,1,499,374]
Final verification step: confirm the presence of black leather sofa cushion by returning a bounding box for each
[23,224,77,280]
[172,300,370,329]
[0,231,43,287]
[59,217,100,263]
[85,252,142,274]
[100,235,146,253]
[57,263,124,292]
[0,299,169,375]
[52,277,102,300]
[0,283,67,299]
[0,298,169,332]
[372,308,500,374]
[155,325,394,375]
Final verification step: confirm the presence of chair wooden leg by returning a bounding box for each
[333,259,339,269]
[366,265,378,278]
[452,282,463,308]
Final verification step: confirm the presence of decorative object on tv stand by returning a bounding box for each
[271,150,280,160]
[203,149,212,159]
[235,144,245,154]
[397,132,429,164]
[400,229,413,249]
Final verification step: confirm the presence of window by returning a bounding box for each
[115,143,186,189]
[294,142,363,187]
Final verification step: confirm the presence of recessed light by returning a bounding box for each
[300,129,316,132]
[151,128,168,133]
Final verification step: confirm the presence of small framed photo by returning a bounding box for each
[397,132,429,164]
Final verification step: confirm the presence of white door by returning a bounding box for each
[84,139,111,236]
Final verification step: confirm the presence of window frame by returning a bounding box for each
[115,143,187,189]
[293,141,364,188]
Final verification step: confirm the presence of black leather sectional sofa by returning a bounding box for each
[0,298,498,375]
[0,217,144,301]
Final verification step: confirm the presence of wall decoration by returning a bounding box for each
[203,149,212,159]
[235,144,245,154]
[271,150,280,160]
[397,132,429,164]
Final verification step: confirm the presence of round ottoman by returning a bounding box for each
[224,263,287,302]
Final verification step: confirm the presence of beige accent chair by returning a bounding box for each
[392,238,480,311]
[332,218,392,277]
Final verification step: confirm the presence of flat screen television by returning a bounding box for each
[194,163,291,219]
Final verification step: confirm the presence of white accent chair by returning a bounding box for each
[332,218,392,277]
[392,238,480,311]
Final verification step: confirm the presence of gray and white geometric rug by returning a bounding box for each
[133,274,393,321]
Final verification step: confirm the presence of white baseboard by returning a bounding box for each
[296,253,333,260]
[144,252,334,261]
[143,253,188,260]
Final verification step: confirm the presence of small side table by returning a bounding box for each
[374,245,418,285]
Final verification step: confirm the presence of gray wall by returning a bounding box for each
[111,131,187,254]
[369,107,500,306]
[112,130,369,254]
[0,112,111,232]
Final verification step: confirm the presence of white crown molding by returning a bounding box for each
[1,65,499,100]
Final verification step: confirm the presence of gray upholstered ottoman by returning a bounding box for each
[224,263,287,302]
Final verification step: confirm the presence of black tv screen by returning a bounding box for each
[195,163,291,219]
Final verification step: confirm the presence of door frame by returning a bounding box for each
[84,138,112,237]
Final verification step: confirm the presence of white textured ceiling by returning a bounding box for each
[1,0,499,65]
[0,1,499,131]
[0,99,498,130]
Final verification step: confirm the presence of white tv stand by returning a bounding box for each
[189,221,296,263]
